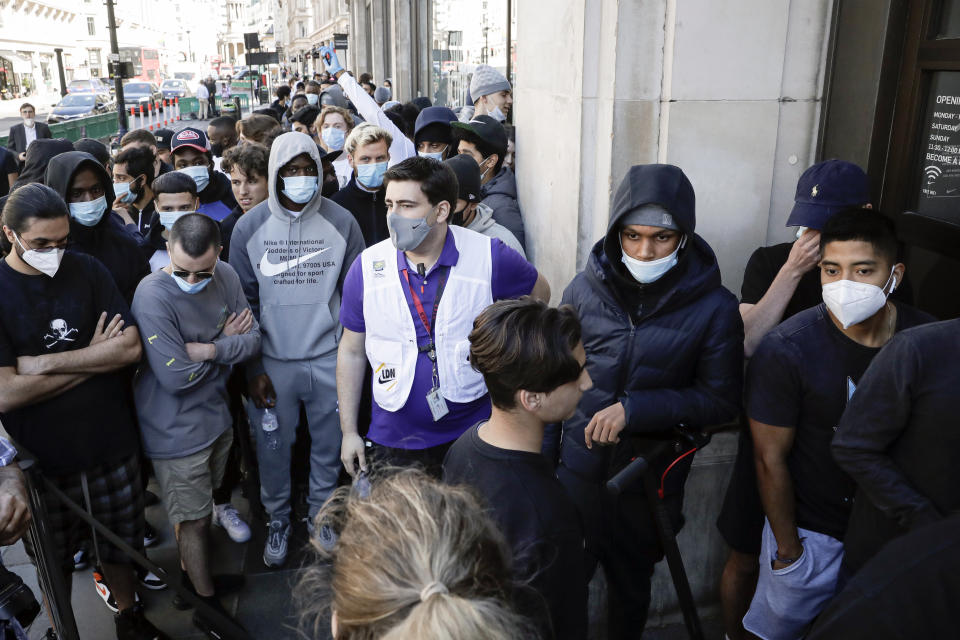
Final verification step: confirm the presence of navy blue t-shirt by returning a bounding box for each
[0,252,140,474]
[746,301,934,539]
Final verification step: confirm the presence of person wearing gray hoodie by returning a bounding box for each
[444,154,524,257]
[228,131,365,567]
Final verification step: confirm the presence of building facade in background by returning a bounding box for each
[0,0,222,99]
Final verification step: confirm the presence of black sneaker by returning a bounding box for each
[191,597,250,640]
[137,566,167,590]
[143,523,159,548]
[172,573,245,610]
[115,604,170,640]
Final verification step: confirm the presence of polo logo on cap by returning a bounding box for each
[811,184,819,197]
[177,130,200,141]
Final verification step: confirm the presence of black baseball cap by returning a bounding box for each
[444,154,482,203]
[450,115,507,152]
[154,128,174,150]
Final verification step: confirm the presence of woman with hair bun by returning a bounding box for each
[297,469,537,639]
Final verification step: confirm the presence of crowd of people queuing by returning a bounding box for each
[0,42,955,640]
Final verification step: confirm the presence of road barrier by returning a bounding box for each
[1,112,121,147]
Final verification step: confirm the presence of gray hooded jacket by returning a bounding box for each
[229,132,365,375]
[465,202,525,258]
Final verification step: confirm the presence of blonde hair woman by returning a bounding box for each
[297,469,537,639]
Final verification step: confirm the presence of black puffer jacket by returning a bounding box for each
[330,174,388,247]
[555,164,744,482]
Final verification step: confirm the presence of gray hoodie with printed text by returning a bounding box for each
[229,132,365,376]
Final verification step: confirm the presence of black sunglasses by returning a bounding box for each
[172,269,215,280]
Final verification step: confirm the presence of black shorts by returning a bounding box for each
[24,454,145,571]
[716,428,764,555]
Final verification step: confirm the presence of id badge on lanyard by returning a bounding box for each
[403,265,451,422]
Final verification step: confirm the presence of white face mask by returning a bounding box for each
[822,267,897,329]
[621,235,686,284]
[487,103,506,122]
[14,232,64,278]
[22,117,35,128]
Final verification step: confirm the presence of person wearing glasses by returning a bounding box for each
[0,184,168,640]
[229,131,365,568]
[131,213,260,639]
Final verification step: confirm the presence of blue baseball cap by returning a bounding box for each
[414,106,457,146]
[786,159,870,229]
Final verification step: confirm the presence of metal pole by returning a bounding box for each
[20,460,80,640]
[105,0,128,135]
[53,49,67,97]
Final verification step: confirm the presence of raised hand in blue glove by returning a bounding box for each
[318,46,344,75]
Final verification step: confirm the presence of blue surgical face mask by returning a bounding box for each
[357,161,388,189]
[179,165,210,193]
[113,181,137,205]
[160,210,195,230]
[418,150,444,162]
[171,271,212,294]
[306,93,320,105]
[321,127,345,151]
[69,196,108,227]
[281,176,318,204]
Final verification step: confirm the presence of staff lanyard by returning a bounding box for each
[401,265,450,352]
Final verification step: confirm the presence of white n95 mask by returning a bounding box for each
[822,267,896,329]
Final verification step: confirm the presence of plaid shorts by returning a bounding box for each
[23,454,145,571]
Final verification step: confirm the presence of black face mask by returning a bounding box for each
[210,143,224,157]
[322,174,339,197]
[450,208,466,226]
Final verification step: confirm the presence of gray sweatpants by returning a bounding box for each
[248,353,340,523]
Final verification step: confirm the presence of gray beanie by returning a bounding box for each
[374,86,391,104]
[621,204,680,231]
[470,65,511,100]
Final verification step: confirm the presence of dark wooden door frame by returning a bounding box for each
[881,0,960,258]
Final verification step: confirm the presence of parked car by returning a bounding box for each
[46,92,115,123]
[172,70,201,93]
[160,79,192,99]
[122,82,164,112]
[67,78,111,95]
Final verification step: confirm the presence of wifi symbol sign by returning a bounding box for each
[925,165,943,183]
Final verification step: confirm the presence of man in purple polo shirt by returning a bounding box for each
[337,156,549,476]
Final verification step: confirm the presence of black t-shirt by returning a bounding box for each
[0,147,17,198]
[443,424,587,640]
[741,242,823,314]
[0,252,140,474]
[746,301,934,539]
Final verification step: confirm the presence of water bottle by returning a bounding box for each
[262,408,280,451]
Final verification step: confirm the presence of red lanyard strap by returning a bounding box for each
[401,266,450,339]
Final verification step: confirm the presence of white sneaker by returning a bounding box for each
[212,503,252,543]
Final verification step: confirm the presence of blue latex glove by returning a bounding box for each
[319,46,344,75]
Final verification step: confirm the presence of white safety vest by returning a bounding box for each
[360,225,493,411]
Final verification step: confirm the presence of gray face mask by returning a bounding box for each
[387,210,434,251]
